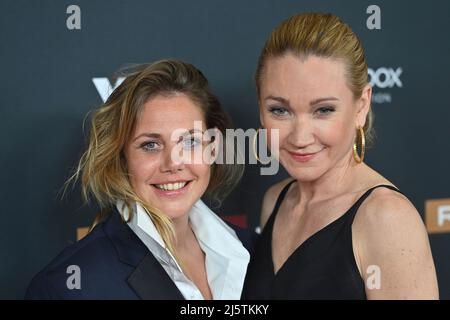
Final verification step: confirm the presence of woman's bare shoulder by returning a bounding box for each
[352,185,438,299]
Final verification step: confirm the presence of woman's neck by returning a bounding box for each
[171,213,196,252]
[294,153,363,205]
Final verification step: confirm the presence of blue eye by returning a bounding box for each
[181,137,201,149]
[141,141,160,152]
[269,106,289,116]
[316,106,335,115]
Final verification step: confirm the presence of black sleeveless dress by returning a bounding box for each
[242,181,404,300]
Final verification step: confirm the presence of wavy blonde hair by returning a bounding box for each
[67,59,244,257]
[256,12,375,146]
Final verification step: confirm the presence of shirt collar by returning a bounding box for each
[188,200,248,258]
[116,201,180,269]
[116,199,250,299]
[116,200,248,256]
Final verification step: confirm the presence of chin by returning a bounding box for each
[153,200,193,219]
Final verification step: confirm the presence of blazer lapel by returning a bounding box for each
[127,254,184,300]
[103,208,184,300]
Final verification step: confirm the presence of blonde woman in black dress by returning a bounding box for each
[242,13,438,299]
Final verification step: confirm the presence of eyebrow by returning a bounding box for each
[264,95,289,104]
[132,128,203,142]
[264,95,339,106]
[309,97,339,106]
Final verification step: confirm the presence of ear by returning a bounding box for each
[356,84,372,128]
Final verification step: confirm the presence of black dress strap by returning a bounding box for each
[263,180,296,232]
[344,184,404,226]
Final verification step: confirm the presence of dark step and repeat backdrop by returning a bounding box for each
[1,0,449,299]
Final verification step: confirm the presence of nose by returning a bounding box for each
[160,145,185,173]
[287,117,315,148]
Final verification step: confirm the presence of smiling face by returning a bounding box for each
[259,54,371,182]
[124,93,212,219]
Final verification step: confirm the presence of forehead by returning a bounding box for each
[260,54,352,102]
[135,93,206,132]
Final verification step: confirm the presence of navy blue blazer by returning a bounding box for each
[25,208,256,299]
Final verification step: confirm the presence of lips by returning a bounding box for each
[154,181,188,191]
[288,149,323,163]
[151,180,193,197]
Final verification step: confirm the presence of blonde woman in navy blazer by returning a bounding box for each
[26,60,252,300]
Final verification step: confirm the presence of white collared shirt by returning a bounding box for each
[116,200,250,300]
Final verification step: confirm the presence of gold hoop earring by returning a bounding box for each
[353,126,365,164]
[252,127,271,164]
